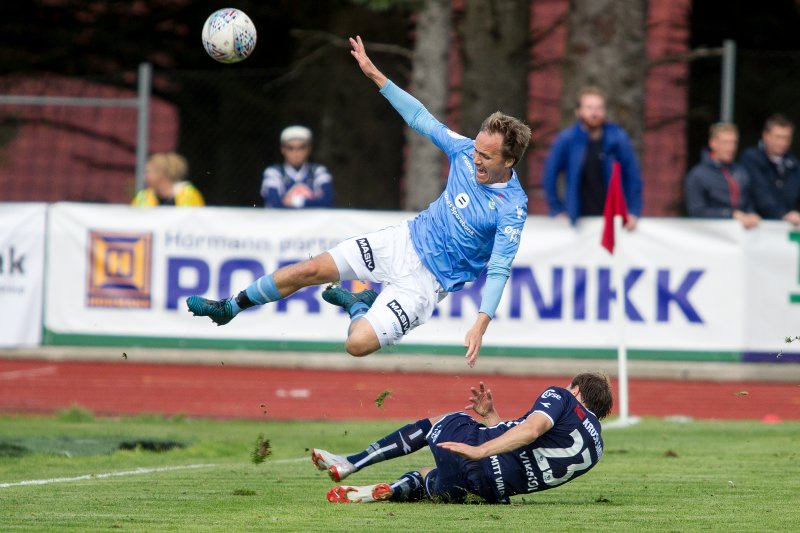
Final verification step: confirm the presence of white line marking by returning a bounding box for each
[0,457,309,489]
[0,463,218,488]
[0,366,57,380]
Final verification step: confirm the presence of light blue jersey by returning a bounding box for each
[380,81,528,315]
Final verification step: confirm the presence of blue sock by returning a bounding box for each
[226,274,281,319]
[243,274,281,305]
[346,418,432,471]
[349,301,369,321]
[390,471,425,501]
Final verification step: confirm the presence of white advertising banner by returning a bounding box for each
[742,223,800,358]
[43,203,800,359]
[45,203,406,345]
[0,203,46,347]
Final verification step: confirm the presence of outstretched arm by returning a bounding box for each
[437,412,553,461]
[464,232,519,367]
[350,35,388,88]
[350,35,441,141]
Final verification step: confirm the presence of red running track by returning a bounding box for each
[0,359,798,421]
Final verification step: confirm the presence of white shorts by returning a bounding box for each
[328,221,446,346]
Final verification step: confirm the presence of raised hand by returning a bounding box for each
[466,382,494,417]
[349,35,388,88]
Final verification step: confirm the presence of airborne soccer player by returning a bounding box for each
[312,373,613,504]
[187,35,531,367]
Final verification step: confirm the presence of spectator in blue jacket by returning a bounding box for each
[260,125,334,208]
[739,113,800,226]
[542,87,643,230]
[684,122,760,229]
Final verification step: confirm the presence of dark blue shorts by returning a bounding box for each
[425,413,503,504]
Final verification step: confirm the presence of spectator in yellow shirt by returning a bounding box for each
[131,152,205,207]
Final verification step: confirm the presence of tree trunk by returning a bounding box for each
[459,0,531,180]
[561,0,648,152]
[404,0,452,211]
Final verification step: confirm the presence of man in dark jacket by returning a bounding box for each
[739,113,800,226]
[542,86,643,229]
[684,122,760,229]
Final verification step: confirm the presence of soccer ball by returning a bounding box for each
[201,8,257,64]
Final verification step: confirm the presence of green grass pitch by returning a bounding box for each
[1,410,798,532]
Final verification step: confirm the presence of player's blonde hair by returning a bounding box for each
[480,112,532,166]
[709,122,738,140]
[148,152,189,183]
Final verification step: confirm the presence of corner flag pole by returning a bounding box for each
[613,214,630,425]
[600,161,632,426]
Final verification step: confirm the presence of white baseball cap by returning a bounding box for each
[280,125,312,144]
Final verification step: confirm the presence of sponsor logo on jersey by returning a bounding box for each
[573,405,586,420]
[582,417,603,458]
[518,450,539,491]
[444,191,475,236]
[460,154,475,177]
[455,192,470,209]
[356,238,375,271]
[490,455,505,496]
[387,299,410,334]
[429,424,443,443]
[541,389,562,400]
[488,198,496,210]
[87,230,153,308]
[516,205,525,219]
[503,225,522,243]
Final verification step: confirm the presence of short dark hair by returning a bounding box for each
[479,111,532,166]
[571,372,613,419]
[763,113,794,132]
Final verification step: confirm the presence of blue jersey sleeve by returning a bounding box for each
[478,269,507,318]
[492,204,526,262]
[530,387,570,426]
[380,80,472,157]
[478,194,527,317]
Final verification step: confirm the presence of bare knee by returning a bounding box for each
[344,336,377,357]
[345,321,380,357]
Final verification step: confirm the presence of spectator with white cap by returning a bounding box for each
[260,125,335,208]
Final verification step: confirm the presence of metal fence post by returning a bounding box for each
[135,62,152,193]
[720,40,736,123]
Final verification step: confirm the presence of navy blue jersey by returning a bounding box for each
[477,386,603,499]
[260,162,334,208]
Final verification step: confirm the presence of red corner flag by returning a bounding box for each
[601,161,629,254]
